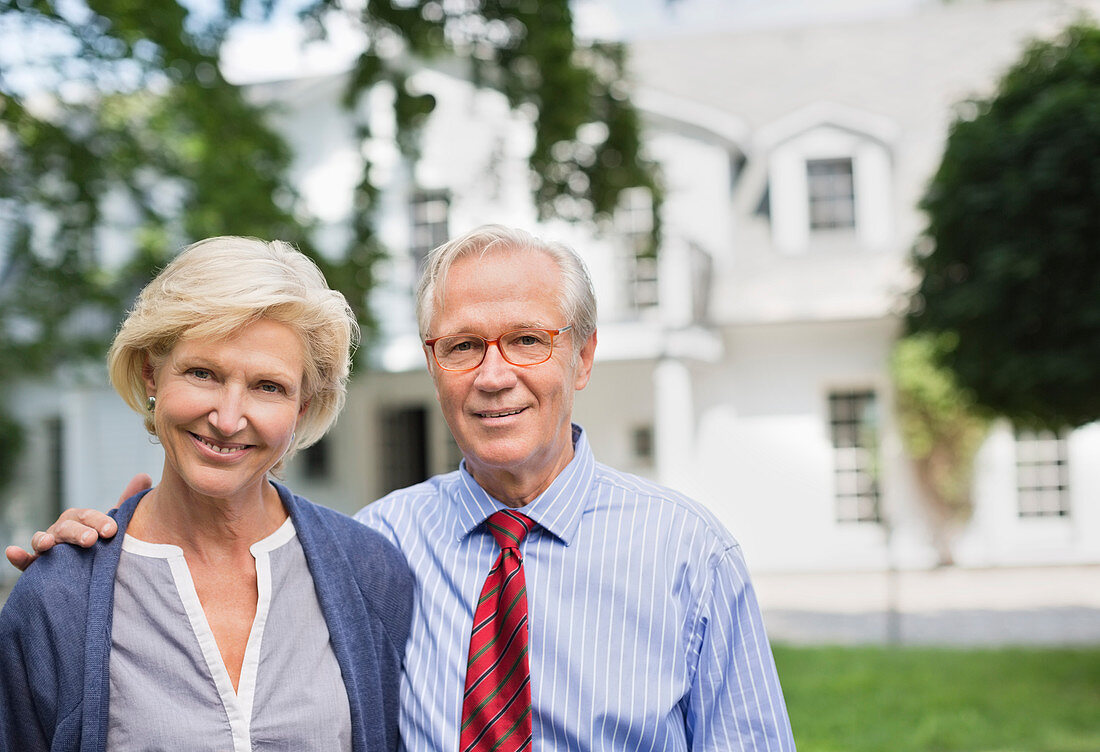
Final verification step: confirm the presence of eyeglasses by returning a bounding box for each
[425,326,573,372]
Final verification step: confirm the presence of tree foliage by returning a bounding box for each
[890,333,989,565]
[907,21,1100,430]
[311,0,659,238]
[0,0,657,493]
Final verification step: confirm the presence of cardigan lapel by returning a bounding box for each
[278,483,382,752]
[79,490,145,752]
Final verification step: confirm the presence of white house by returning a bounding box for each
[5,0,1099,577]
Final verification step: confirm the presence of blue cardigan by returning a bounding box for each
[0,482,414,752]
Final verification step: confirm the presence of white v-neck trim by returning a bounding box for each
[121,517,297,752]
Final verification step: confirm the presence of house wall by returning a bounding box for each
[961,422,1100,567]
[5,0,1100,577]
[686,318,903,571]
[5,380,164,543]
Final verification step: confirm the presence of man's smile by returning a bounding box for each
[474,407,527,419]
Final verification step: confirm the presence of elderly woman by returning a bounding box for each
[0,237,413,751]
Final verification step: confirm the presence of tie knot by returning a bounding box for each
[485,509,534,551]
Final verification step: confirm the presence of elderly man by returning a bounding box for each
[10,225,796,751]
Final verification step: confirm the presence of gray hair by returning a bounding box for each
[415,224,597,354]
[108,236,359,468]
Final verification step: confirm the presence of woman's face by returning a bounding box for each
[145,318,307,505]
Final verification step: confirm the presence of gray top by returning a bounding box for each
[107,518,353,751]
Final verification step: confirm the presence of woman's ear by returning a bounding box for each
[142,357,157,396]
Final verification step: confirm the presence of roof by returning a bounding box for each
[627,0,1100,135]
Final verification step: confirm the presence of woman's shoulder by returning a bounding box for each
[15,539,99,587]
[8,495,137,612]
[0,542,98,633]
[278,485,409,567]
[277,485,414,648]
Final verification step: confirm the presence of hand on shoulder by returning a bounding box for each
[4,473,150,572]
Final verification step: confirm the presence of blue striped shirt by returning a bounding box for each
[355,425,795,751]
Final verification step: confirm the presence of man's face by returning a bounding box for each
[426,247,596,500]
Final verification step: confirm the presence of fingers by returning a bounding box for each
[119,473,153,508]
[5,545,37,572]
[46,511,116,547]
[7,476,144,574]
[5,507,119,572]
[30,530,58,553]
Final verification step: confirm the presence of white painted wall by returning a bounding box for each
[8,0,1100,577]
[5,381,163,530]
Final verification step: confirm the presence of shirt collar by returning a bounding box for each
[449,424,595,546]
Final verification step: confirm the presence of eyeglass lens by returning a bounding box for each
[433,329,556,370]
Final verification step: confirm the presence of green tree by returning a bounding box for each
[0,0,658,498]
[0,0,310,504]
[890,333,989,566]
[907,20,1100,430]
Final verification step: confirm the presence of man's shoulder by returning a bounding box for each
[592,462,674,496]
[592,462,740,548]
[354,470,458,522]
[592,461,697,507]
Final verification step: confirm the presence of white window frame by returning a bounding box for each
[615,186,658,311]
[806,157,856,231]
[1015,429,1071,518]
[767,123,893,254]
[828,389,882,524]
[409,189,450,271]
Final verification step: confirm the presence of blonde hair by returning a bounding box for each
[108,236,358,467]
[415,224,597,356]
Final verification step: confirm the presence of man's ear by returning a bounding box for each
[423,346,446,406]
[573,329,597,391]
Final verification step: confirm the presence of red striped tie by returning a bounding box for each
[460,509,535,752]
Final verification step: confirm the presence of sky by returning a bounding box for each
[221,0,929,83]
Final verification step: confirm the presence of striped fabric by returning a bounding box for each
[356,425,796,752]
[460,510,535,752]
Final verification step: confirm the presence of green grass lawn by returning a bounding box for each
[773,645,1100,752]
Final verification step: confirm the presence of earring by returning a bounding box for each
[146,396,156,413]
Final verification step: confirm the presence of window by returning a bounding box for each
[46,416,65,524]
[806,158,855,231]
[615,187,658,310]
[764,111,896,252]
[380,406,430,496]
[631,425,654,464]
[1015,429,1070,517]
[299,436,331,481]
[410,190,450,271]
[828,390,881,523]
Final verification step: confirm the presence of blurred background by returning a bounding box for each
[3,0,1099,748]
